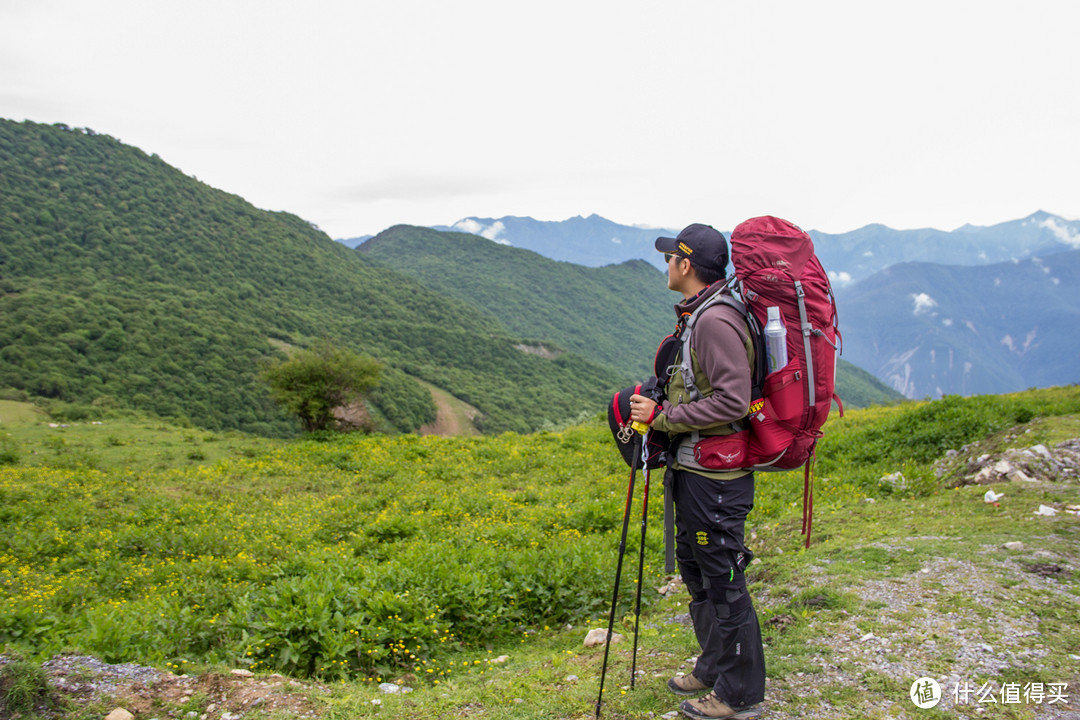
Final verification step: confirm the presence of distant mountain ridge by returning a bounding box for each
[811,211,1080,287]
[342,214,681,269]
[346,211,1080,285]
[840,250,1080,398]
[374,211,1079,399]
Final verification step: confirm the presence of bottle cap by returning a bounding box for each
[767,306,781,321]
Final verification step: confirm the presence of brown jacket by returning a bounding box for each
[651,282,753,478]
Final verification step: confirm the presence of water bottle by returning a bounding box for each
[764,306,788,373]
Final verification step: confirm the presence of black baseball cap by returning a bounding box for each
[655,223,729,273]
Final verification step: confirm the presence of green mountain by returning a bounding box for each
[832,357,904,408]
[359,226,903,409]
[0,120,897,437]
[0,119,626,435]
[358,225,680,380]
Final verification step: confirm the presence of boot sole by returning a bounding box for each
[679,702,762,720]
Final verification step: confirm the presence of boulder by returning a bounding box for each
[584,628,623,648]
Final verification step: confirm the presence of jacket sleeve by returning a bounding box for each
[650,305,751,434]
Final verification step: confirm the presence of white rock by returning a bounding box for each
[230,668,254,678]
[1003,541,1024,551]
[565,674,579,682]
[993,460,1013,475]
[1030,444,1052,459]
[493,655,510,663]
[105,710,135,720]
[859,632,876,642]
[378,683,401,694]
[1008,469,1035,483]
[880,472,906,488]
[584,628,623,647]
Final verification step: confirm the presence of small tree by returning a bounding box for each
[261,340,382,432]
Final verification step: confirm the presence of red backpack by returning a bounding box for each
[690,216,842,546]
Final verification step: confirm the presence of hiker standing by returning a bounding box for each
[628,223,766,720]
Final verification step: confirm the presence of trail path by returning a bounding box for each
[418,381,480,437]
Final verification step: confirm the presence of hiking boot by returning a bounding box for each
[667,672,710,696]
[679,691,763,720]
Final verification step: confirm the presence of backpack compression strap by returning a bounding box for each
[795,280,815,410]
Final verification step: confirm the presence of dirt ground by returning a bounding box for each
[1,655,327,719]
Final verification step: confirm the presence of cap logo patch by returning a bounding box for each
[678,242,693,255]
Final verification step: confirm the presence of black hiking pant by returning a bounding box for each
[669,468,766,708]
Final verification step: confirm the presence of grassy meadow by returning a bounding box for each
[2,388,1079,719]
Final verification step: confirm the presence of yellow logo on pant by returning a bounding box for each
[696,531,709,546]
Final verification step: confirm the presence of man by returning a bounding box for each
[628,223,766,720]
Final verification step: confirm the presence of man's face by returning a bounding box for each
[666,252,689,293]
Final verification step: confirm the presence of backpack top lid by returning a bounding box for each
[730,216,816,277]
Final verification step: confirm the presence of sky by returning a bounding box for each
[2,0,1078,240]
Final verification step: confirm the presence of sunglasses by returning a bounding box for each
[665,253,684,263]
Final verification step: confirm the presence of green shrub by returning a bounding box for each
[0,657,52,716]
[0,388,29,402]
[0,434,18,465]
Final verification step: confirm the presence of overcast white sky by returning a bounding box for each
[2,0,1078,239]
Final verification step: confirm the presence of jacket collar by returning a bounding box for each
[674,279,728,318]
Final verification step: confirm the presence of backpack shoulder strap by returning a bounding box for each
[678,281,748,402]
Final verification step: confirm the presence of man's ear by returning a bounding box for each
[676,256,695,280]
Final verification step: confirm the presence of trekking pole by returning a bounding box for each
[630,436,651,689]
[595,433,641,719]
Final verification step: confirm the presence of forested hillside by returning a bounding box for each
[359,225,678,379]
[360,225,903,409]
[0,120,626,435]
